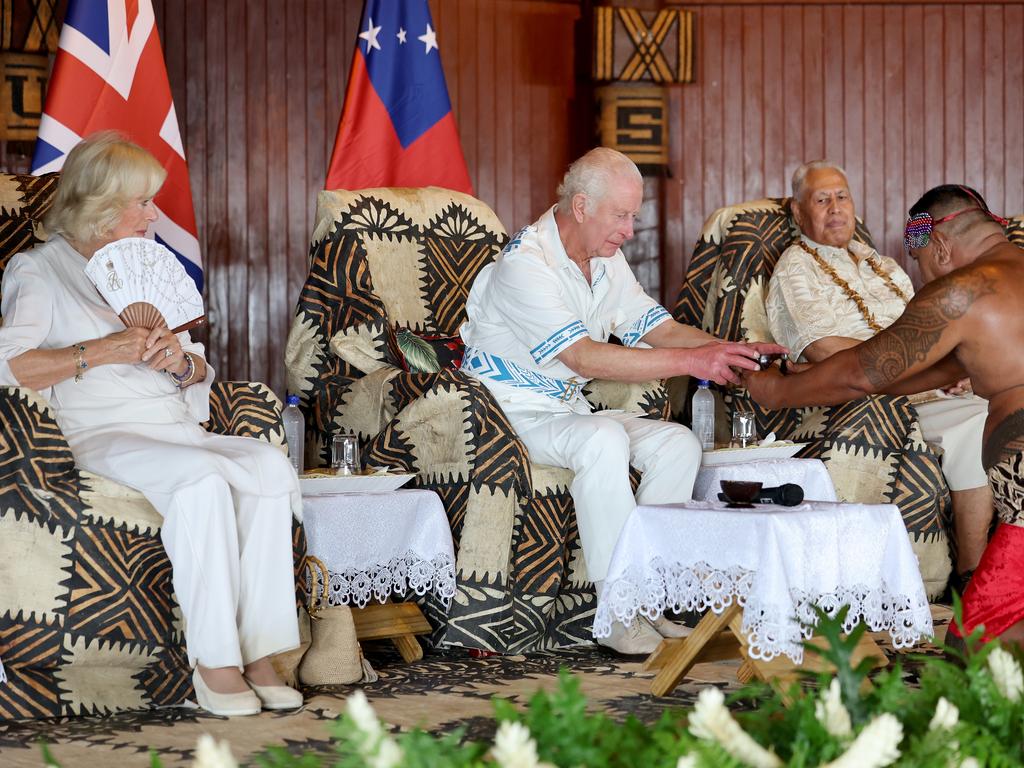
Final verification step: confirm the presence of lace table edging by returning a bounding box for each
[309,551,456,609]
[593,559,933,663]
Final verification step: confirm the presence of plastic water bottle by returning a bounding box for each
[282,394,305,475]
[691,379,715,450]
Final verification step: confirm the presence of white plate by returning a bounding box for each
[299,472,416,495]
[700,442,809,466]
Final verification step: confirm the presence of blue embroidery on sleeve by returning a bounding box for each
[530,321,589,363]
[500,226,529,256]
[621,306,670,347]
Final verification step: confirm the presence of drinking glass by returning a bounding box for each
[730,410,757,449]
[331,433,361,475]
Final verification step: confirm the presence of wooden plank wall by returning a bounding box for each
[151,0,580,396]
[665,2,1024,298]
[63,0,1023,390]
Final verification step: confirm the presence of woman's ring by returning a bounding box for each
[164,348,172,359]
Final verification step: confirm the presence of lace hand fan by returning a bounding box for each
[86,238,206,333]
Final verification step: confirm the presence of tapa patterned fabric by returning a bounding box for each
[285,187,669,653]
[672,198,955,598]
[0,173,306,720]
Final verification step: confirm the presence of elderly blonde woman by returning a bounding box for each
[0,132,302,716]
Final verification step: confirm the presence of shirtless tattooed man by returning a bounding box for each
[745,184,1024,647]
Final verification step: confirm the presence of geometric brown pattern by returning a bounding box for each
[285,187,671,653]
[672,198,954,598]
[0,173,305,720]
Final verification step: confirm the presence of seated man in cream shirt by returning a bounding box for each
[766,160,991,588]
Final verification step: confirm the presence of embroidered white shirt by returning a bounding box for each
[766,235,915,361]
[460,205,669,402]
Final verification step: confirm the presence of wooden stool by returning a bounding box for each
[352,602,432,662]
[642,603,888,697]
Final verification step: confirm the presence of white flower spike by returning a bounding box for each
[345,691,404,768]
[815,679,853,738]
[491,721,557,768]
[820,713,902,768]
[928,697,960,731]
[192,734,238,768]
[688,687,782,768]
[988,647,1024,702]
[346,690,383,736]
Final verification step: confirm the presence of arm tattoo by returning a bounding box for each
[856,272,995,389]
[984,409,1024,471]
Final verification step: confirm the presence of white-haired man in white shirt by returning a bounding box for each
[766,160,992,591]
[461,147,784,654]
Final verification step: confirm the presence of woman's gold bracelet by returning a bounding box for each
[71,344,88,382]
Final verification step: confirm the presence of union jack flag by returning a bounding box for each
[32,0,202,290]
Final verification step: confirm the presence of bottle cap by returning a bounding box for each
[286,394,300,405]
[697,379,710,387]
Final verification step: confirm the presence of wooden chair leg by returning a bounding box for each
[650,603,742,696]
[736,660,756,683]
[644,631,742,673]
[391,635,423,662]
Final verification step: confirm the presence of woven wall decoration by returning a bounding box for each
[595,85,667,173]
[0,52,46,140]
[593,6,695,84]
[0,0,60,52]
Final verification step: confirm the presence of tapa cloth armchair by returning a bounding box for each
[285,187,669,654]
[672,199,959,595]
[0,173,304,719]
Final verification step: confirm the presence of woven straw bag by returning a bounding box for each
[298,556,377,686]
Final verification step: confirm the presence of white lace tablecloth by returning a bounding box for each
[594,500,933,663]
[693,458,837,503]
[302,489,456,608]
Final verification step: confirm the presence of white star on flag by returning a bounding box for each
[397,27,407,44]
[359,17,382,52]
[418,23,438,54]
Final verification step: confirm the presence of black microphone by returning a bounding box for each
[717,483,804,506]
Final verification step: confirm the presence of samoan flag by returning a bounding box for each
[325,0,472,193]
[31,0,203,290]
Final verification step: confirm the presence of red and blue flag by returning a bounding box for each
[325,0,472,193]
[31,0,203,290]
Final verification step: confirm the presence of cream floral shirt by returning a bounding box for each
[766,236,915,361]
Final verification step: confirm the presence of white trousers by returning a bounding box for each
[916,394,988,491]
[499,396,702,582]
[66,422,302,670]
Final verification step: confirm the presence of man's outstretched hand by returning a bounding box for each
[687,341,788,386]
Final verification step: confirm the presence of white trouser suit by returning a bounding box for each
[0,238,301,671]
[479,379,702,582]
[66,422,302,670]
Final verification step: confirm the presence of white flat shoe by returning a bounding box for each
[649,615,693,639]
[193,669,261,717]
[243,675,304,711]
[597,617,662,656]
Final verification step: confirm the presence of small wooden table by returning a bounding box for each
[593,499,933,697]
[302,488,456,662]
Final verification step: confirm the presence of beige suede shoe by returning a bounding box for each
[192,669,261,717]
[243,676,304,711]
[649,615,693,639]
[596,618,662,656]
